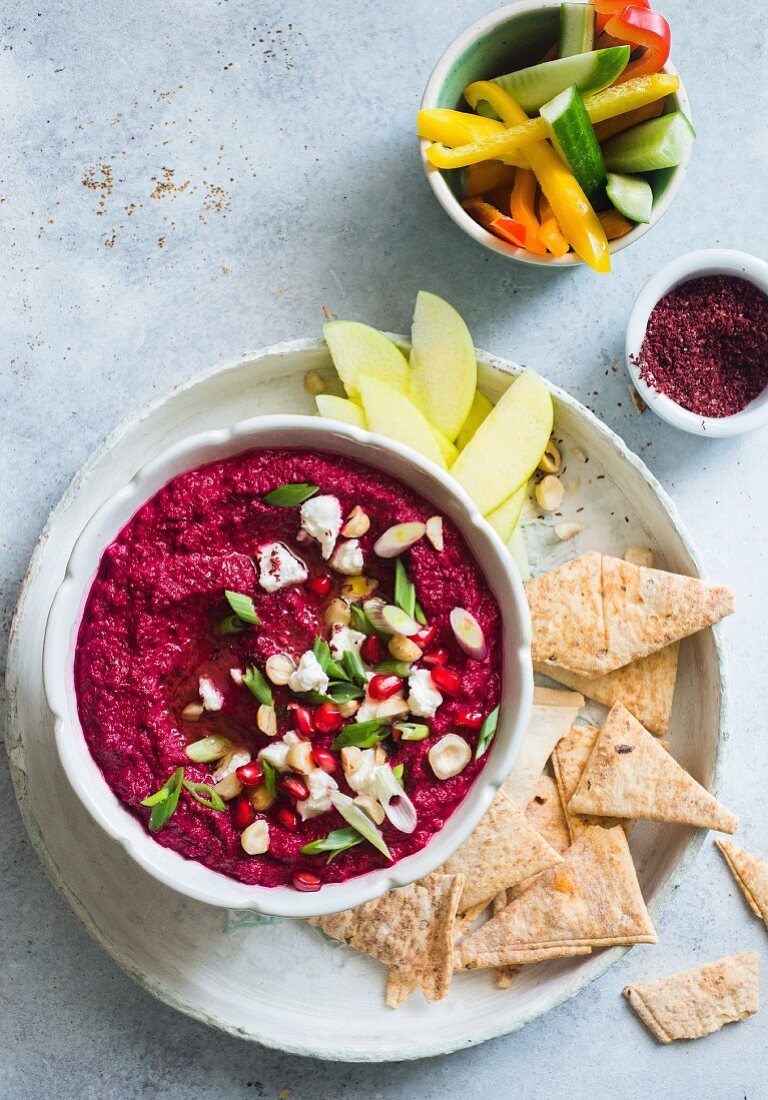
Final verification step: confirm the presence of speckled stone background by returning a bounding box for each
[2,0,768,1096]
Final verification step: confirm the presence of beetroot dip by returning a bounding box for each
[74,448,502,889]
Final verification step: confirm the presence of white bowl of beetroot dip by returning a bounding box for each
[43,414,532,918]
[626,249,768,437]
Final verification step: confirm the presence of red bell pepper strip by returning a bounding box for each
[592,0,649,33]
[461,198,531,248]
[605,6,671,82]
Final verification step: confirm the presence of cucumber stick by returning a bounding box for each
[559,3,595,58]
[483,45,629,115]
[605,172,653,223]
[602,112,696,172]
[540,85,606,206]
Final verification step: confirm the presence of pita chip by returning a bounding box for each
[385,969,418,1009]
[525,774,571,855]
[552,724,630,841]
[455,825,656,970]
[492,890,520,989]
[311,871,463,1004]
[624,953,759,1043]
[533,641,679,735]
[569,703,738,834]
[502,686,584,810]
[443,789,563,912]
[526,552,733,677]
[717,839,768,929]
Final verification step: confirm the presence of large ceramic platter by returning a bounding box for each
[5,340,728,1061]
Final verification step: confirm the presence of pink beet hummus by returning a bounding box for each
[75,448,502,888]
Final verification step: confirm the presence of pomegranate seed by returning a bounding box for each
[412,624,437,647]
[368,674,404,701]
[292,705,314,737]
[235,761,264,787]
[422,647,449,667]
[278,774,309,801]
[314,702,344,734]
[311,747,338,773]
[232,794,256,830]
[430,666,461,696]
[454,706,483,729]
[360,634,385,666]
[275,805,299,831]
[293,871,321,892]
[309,575,332,597]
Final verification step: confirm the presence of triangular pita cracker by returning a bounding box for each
[443,789,563,912]
[552,724,630,840]
[455,826,656,970]
[492,890,520,988]
[533,641,679,734]
[717,839,768,928]
[502,686,584,810]
[311,871,463,1003]
[569,703,737,833]
[624,953,759,1043]
[526,552,733,677]
[385,968,418,1009]
[525,774,570,855]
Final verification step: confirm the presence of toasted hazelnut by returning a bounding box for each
[241,818,270,855]
[323,597,351,628]
[341,746,362,774]
[555,522,583,542]
[535,475,565,512]
[538,439,562,475]
[428,734,471,780]
[213,773,243,801]
[373,744,388,766]
[257,704,278,737]
[286,741,314,774]
[376,695,410,720]
[388,635,423,662]
[265,653,296,686]
[354,795,385,825]
[181,702,204,722]
[341,575,378,602]
[250,785,276,812]
[341,505,370,538]
[213,748,251,783]
[303,369,326,396]
[425,515,444,551]
[624,545,654,568]
[337,699,361,718]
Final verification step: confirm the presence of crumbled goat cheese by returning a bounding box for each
[257,542,308,593]
[297,768,339,820]
[300,494,342,560]
[407,669,443,718]
[258,731,301,774]
[198,676,224,711]
[287,650,330,695]
[329,625,366,660]
[330,539,364,576]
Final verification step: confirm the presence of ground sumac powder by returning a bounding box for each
[633,275,768,417]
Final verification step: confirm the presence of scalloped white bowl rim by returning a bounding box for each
[42,413,533,919]
[419,0,692,268]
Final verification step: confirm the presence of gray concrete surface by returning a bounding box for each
[2,0,767,1096]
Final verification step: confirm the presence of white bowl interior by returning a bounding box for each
[626,248,768,437]
[43,415,532,918]
[419,0,692,268]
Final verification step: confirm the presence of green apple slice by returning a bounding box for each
[357,373,447,469]
[456,390,494,451]
[434,427,459,467]
[315,394,367,429]
[409,291,477,441]
[451,369,553,515]
[324,321,410,401]
[486,483,527,542]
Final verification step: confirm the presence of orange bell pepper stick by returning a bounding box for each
[599,209,634,240]
[593,97,664,141]
[465,160,517,197]
[511,169,548,254]
[538,197,570,258]
[462,199,530,248]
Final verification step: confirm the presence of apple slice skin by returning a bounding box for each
[315,394,367,429]
[409,291,477,442]
[456,390,494,451]
[323,321,411,402]
[451,369,553,515]
[486,482,527,543]
[357,373,447,470]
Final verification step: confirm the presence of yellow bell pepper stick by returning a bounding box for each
[426,73,679,169]
[465,81,610,273]
[511,168,547,254]
[538,197,570,258]
[417,109,527,167]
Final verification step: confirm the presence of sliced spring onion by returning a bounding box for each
[373,522,426,559]
[414,600,427,626]
[182,779,227,812]
[450,607,488,661]
[330,791,392,859]
[350,603,376,635]
[374,661,413,678]
[312,635,332,672]
[341,648,368,687]
[325,681,366,703]
[300,827,364,861]
[332,720,386,751]
[371,766,417,834]
[215,614,247,635]
[184,736,233,764]
[263,483,319,507]
[394,722,429,742]
[392,763,404,786]
[475,705,500,760]
[140,767,184,831]
[224,590,260,625]
[242,665,273,707]
[261,759,278,798]
[380,604,421,636]
[394,558,416,618]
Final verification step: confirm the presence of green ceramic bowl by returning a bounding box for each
[419,0,692,269]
